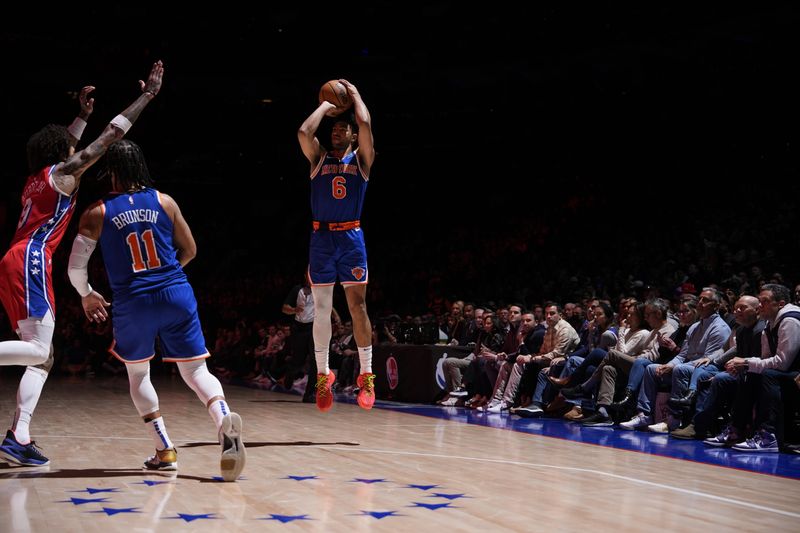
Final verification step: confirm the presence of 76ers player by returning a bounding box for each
[0,61,163,467]
[298,79,376,412]
[67,140,245,482]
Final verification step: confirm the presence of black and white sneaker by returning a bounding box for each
[514,406,544,418]
[219,413,246,481]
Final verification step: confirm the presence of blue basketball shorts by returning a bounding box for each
[109,282,209,363]
[308,228,368,286]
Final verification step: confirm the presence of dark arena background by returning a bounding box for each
[3,4,799,323]
[1,5,799,531]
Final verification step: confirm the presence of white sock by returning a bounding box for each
[358,346,373,374]
[315,348,330,375]
[146,417,174,450]
[208,399,230,430]
[11,367,48,444]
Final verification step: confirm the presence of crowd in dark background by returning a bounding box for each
[1,178,798,381]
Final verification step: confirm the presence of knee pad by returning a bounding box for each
[125,363,160,416]
[178,359,224,406]
[16,313,54,366]
[33,344,55,373]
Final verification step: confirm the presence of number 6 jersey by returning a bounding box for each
[310,150,368,223]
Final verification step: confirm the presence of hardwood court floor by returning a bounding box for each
[0,374,798,532]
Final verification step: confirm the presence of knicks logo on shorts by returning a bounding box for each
[351,267,365,280]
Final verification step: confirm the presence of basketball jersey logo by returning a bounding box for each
[351,267,365,280]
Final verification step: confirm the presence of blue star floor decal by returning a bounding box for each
[258,514,312,523]
[70,487,120,494]
[61,497,110,506]
[135,480,173,486]
[284,475,318,481]
[427,493,469,500]
[210,475,246,482]
[403,484,439,490]
[89,507,140,516]
[410,502,455,510]
[166,513,217,522]
[357,510,403,519]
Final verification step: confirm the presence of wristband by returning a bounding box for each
[67,117,87,139]
[110,114,132,133]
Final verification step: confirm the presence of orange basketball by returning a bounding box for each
[318,80,352,110]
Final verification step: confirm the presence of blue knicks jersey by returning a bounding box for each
[310,150,368,222]
[99,188,186,298]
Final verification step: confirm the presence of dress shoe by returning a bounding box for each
[668,389,697,408]
[544,395,571,417]
[548,375,571,387]
[581,412,613,427]
[563,405,584,421]
[609,389,635,411]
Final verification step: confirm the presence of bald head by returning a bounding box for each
[733,295,760,327]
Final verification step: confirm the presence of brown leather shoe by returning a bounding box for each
[544,394,571,418]
[472,397,488,409]
[548,375,571,387]
[563,405,584,421]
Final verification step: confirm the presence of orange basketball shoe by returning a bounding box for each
[315,370,336,412]
[357,372,376,410]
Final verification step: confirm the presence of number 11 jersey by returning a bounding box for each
[99,188,185,299]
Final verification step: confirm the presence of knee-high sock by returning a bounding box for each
[177,359,228,429]
[12,366,48,444]
[0,313,53,367]
[311,285,334,374]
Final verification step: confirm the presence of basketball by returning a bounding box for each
[318,80,352,110]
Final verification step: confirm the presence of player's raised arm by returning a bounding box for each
[66,85,95,149]
[298,100,338,168]
[339,79,374,173]
[53,60,164,196]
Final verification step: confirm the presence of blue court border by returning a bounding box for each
[356,397,800,480]
[239,380,800,480]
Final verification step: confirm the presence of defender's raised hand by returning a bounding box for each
[139,59,164,96]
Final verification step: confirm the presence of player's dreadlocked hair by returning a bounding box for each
[105,139,153,191]
[26,124,70,174]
